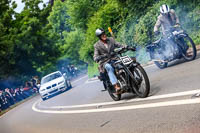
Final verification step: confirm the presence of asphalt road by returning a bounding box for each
[1,54,200,133]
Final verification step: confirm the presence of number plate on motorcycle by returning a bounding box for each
[120,55,133,65]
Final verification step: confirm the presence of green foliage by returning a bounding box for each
[61,29,85,64]
[134,3,160,45]
[178,5,200,44]
[0,0,17,78]
[79,0,125,63]
[48,0,71,39]
[13,1,61,76]
[117,0,157,17]
[87,62,99,78]
[0,0,61,81]
[66,0,105,30]
[116,16,137,46]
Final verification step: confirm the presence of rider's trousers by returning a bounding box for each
[104,63,118,85]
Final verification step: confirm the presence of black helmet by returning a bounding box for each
[95,28,105,38]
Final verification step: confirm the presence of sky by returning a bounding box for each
[13,0,49,13]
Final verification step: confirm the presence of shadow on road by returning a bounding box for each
[167,52,200,68]
[120,85,161,100]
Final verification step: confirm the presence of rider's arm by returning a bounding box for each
[154,15,162,33]
[93,44,108,62]
[171,9,180,25]
[93,45,100,62]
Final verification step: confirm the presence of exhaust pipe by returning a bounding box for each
[151,59,168,63]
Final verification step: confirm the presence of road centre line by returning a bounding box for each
[32,98,200,114]
[46,89,200,109]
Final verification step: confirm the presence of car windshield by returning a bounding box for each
[41,72,62,84]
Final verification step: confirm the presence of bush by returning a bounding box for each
[87,62,99,78]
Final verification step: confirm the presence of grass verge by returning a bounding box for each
[88,62,99,78]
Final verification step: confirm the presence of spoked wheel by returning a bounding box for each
[130,65,150,98]
[107,85,121,101]
[179,36,196,61]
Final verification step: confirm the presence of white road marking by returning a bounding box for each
[47,89,200,109]
[32,89,200,114]
[32,98,200,114]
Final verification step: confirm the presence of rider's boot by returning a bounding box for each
[114,83,121,94]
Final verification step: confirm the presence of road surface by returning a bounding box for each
[0,54,200,133]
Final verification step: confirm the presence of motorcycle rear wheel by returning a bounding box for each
[131,65,150,98]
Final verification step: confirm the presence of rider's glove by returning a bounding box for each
[154,31,160,36]
[105,54,111,58]
[110,52,115,56]
[95,56,101,62]
[95,54,110,62]
[130,46,136,51]
[95,54,107,62]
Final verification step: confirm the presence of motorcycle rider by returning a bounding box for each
[154,4,189,57]
[93,28,126,94]
[154,4,180,35]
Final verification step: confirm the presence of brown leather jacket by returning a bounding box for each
[93,37,123,72]
[154,9,180,34]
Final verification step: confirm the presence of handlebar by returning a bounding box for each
[109,46,136,58]
[95,45,137,62]
[97,46,136,61]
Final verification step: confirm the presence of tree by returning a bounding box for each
[48,0,71,40]
[50,0,65,6]
[61,29,85,64]
[0,0,62,81]
[0,0,17,79]
[13,0,61,76]
[66,0,105,30]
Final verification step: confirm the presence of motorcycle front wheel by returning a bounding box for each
[107,85,121,101]
[130,65,150,98]
[179,36,196,61]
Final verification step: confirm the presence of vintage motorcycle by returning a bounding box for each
[98,47,150,101]
[146,26,197,69]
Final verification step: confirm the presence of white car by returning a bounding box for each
[39,71,71,100]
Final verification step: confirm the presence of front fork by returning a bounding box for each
[124,63,141,88]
